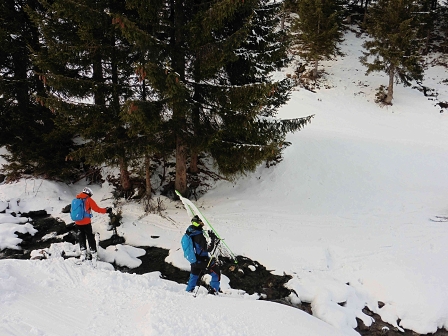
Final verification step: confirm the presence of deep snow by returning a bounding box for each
[1,29,448,335]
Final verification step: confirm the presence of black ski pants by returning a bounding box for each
[77,223,97,252]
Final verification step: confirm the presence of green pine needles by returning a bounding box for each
[290,0,345,79]
[2,0,314,193]
[112,0,314,194]
[360,0,426,105]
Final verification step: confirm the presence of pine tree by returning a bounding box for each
[30,0,137,191]
[437,1,448,53]
[116,0,313,195]
[111,0,189,195]
[204,0,313,175]
[418,0,438,54]
[360,0,425,105]
[291,0,345,79]
[120,97,172,198]
[0,0,78,180]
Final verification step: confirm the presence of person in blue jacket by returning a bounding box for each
[185,215,220,294]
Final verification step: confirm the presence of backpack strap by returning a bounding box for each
[189,230,207,258]
[81,198,92,219]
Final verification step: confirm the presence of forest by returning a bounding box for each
[0,0,446,198]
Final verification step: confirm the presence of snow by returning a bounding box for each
[1,29,448,335]
[0,259,346,336]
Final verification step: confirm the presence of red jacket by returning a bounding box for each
[74,192,107,225]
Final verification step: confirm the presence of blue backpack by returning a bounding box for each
[181,233,197,263]
[70,198,92,221]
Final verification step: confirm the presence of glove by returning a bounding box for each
[208,230,218,242]
[106,207,113,214]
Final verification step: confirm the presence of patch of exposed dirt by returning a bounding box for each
[0,211,76,259]
[1,213,448,336]
[220,256,292,300]
[115,246,191,284]
[356,307,448,336]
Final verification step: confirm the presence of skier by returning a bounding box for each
[74,187,112,261]
[185,215,221,294]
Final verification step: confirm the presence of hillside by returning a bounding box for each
[1,29,448,335]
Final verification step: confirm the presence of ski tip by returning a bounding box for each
[175,190,181,197]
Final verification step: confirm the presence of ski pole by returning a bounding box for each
[193,270,203,298]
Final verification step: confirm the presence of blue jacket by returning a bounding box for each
[186,225,210,260]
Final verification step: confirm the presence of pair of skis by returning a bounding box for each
[175,190,237,264]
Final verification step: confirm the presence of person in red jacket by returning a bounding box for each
[75,187,112,261]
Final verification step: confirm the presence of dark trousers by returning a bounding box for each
[186,260,220,292]
[77,223,96,252]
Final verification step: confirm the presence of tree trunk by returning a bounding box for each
[363,0,369,26]
[190,82,201,175]
[145,153,151,198]
[172,0,188,196]
[424,29,431,55]
[385,65,394,105]
[111,33,120,112]
[313,59,319,79]
[175,137,188,195]
[13,46,29,114]
[119,157,132,191]
[190,152,198,174]
[92,52,105,106]
[314,16,320,80]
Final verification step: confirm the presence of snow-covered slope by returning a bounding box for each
[1,29,448,335]
[0,259,349,336]
[198,31,448,334]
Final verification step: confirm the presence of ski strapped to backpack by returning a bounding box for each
[175,190,237,264]
[70,198,92,221]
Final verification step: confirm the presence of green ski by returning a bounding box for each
[175,190,238,263]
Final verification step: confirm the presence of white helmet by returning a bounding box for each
[82,187,93,196]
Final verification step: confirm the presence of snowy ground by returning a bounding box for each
[1,29,448,335]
